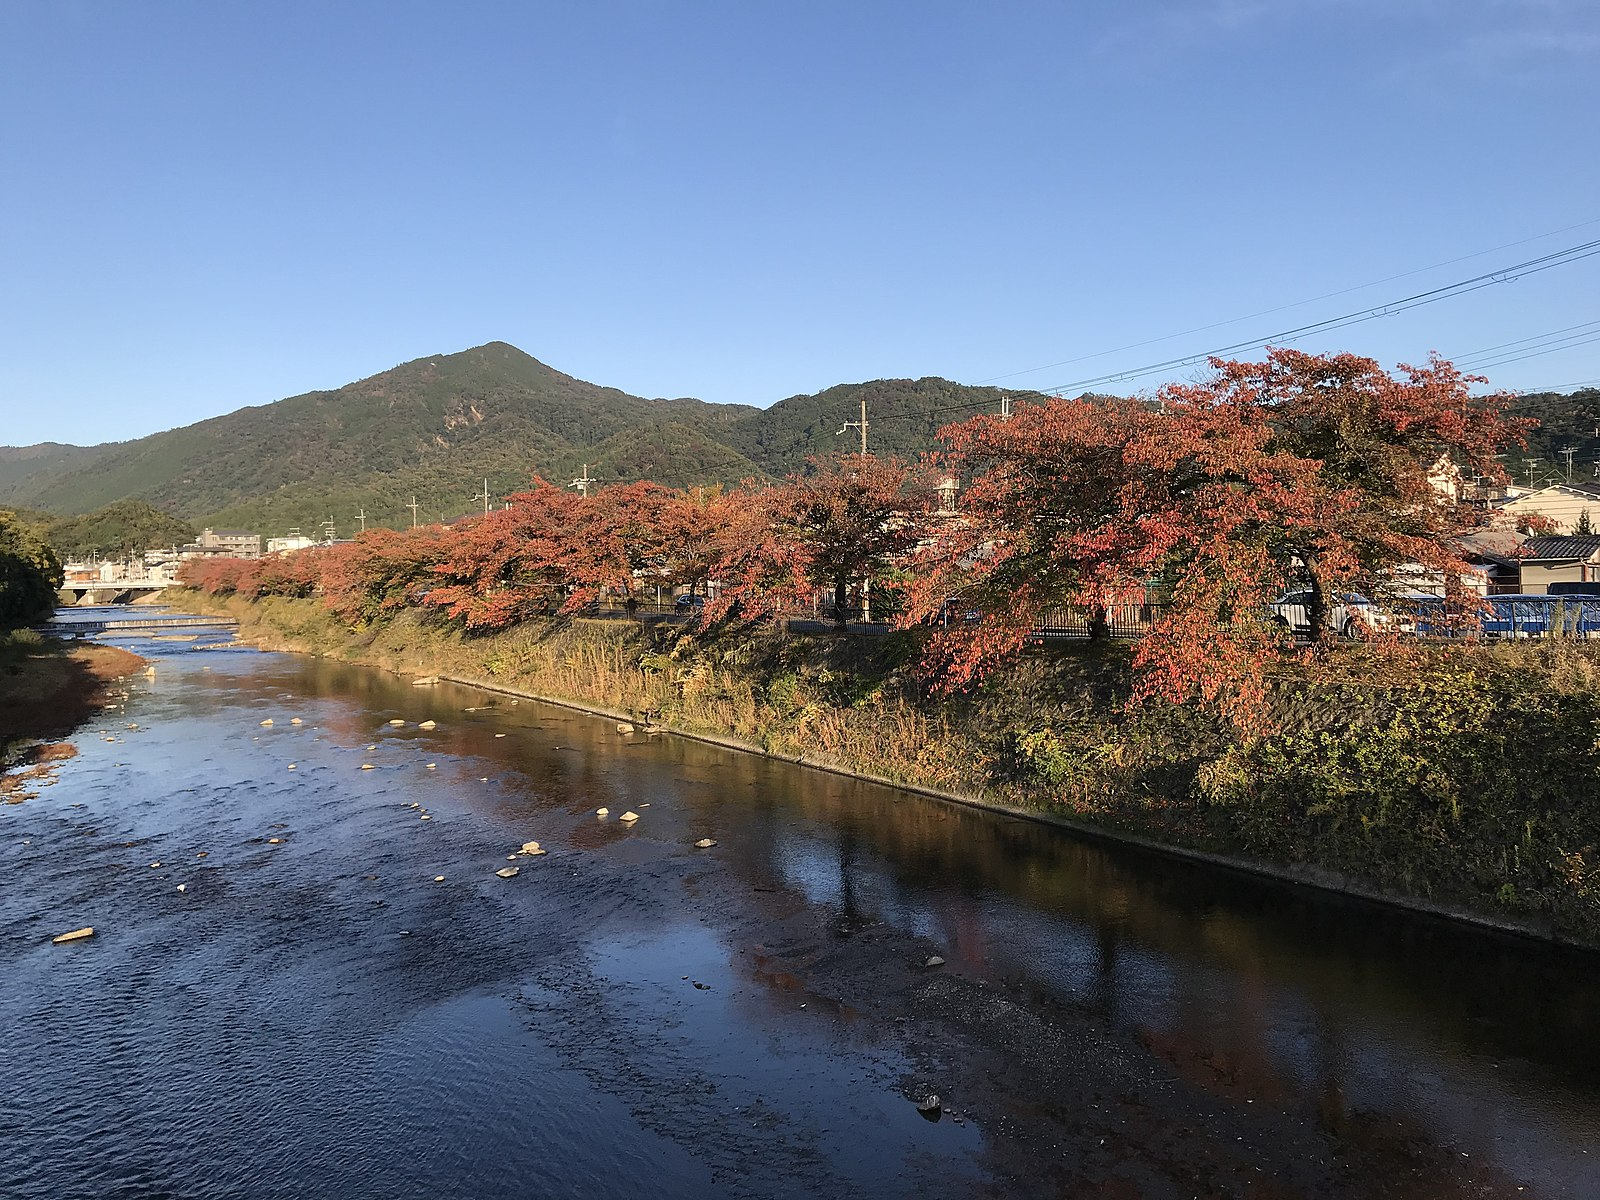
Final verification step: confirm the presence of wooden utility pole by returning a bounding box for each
[355,508,368,534]
[570,464,597,497]
[406,496,420,529]
[837,396,868,454]
[472,479,492,516]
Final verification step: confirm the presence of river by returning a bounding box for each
[3,613,1598,1198]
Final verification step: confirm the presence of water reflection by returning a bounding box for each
[13,633,1595,1196]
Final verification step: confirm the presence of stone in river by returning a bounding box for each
[259,719,273,727]
[617,722,635,734]
[52,927,94,944]
[915,1095,942,1119]
[596,807,609,817]
[268,838,284,845]
[425,763,437,769]
[418,720,436,730]
[925,956,946,968]
[412,676,440,686]
[520,841,542,854]
[360,763,376,770]
[495,866,519,879]
[619,811,640,824]
[694,838,717,849]
[433,875,445,882]
[389,719,406,727]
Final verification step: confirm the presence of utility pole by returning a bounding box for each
[355,508,368,534]
[322,517,336,543]
[570,464,597,497]
[472,478,492,516]
[837,396,869,454]
[406,496,420,529]
[1560,446,1577,481]
[1000,394,1012,421]
[1525,459,1539,488]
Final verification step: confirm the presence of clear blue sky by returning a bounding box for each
[3,0,1597,445]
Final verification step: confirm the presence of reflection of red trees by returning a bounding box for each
[177,351,1536,723]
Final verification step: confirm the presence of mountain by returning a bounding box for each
[0,343,761,534]
[0,341,1043,538]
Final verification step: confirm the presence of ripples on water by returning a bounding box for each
[2,619,1598,1197]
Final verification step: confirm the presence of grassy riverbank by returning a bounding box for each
[182,590,1600,946]
[1,629,148,793]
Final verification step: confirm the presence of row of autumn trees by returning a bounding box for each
[180,350,1533,723]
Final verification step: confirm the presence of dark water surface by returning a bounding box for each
[4,624,1598,1198]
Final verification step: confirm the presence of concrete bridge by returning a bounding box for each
[58,579,172,606]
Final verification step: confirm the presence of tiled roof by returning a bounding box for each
[1520,535,1600,562]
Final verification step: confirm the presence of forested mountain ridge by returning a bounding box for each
[2,340,1589,538]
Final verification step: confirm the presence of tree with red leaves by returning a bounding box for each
[424,480,580,630]
[906,350,1529,724]
[769,454,935,629]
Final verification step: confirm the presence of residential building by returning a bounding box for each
[1496,481,1600,535]
[1514,535,1600,592]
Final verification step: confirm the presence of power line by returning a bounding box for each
[869,239,1600,429]
[1457,329,1600,374]
[1037,238,1600,396]
[1450,317,1600,364]
[974,216,1600,385]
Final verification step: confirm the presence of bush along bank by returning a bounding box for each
[182,590,1600,949]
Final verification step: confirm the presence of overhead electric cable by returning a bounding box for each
[975,216,1600,385]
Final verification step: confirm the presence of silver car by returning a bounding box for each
[1268,590,1397,638]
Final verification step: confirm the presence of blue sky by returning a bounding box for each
[2,0,1597,445]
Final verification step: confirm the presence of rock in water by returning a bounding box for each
[595,807,609,817]
[694,838,717,849]
[925,955,946,968]
[259,719,273,727]
[290,717,303,725]
[495,866,520,879]
[617,722,635,734]
[389,719,406,727]
[916,1095,942,1119]
[52,927,94,944]
[412,676,440,686]
[418,720,437,730]
[520,841,542,854]
[360,763,375,770]
[619,811,640,823]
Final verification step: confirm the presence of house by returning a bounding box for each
[266,534,317,555]
[181,528,262,559]
[1514,535,1600,592]
[1496,481,1600,535]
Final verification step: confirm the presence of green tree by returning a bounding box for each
[0,510,64,628]
[1578,509,1594,536]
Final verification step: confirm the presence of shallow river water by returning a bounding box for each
[3,619,1599,1198]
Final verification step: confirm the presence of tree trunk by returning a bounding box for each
[1302,553,1333,645]
[833,574,849,630]
[1087,604,1109,641]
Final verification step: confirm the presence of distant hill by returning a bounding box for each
[8,339,1574,540]
[0,342,1040,537]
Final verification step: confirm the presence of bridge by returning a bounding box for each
[59,578,172,606]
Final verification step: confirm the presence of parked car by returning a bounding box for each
[1267,590,1399,638]
[674,593,705,612]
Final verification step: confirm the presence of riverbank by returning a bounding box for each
[0,629,147,795]
[179,590,1600,948]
